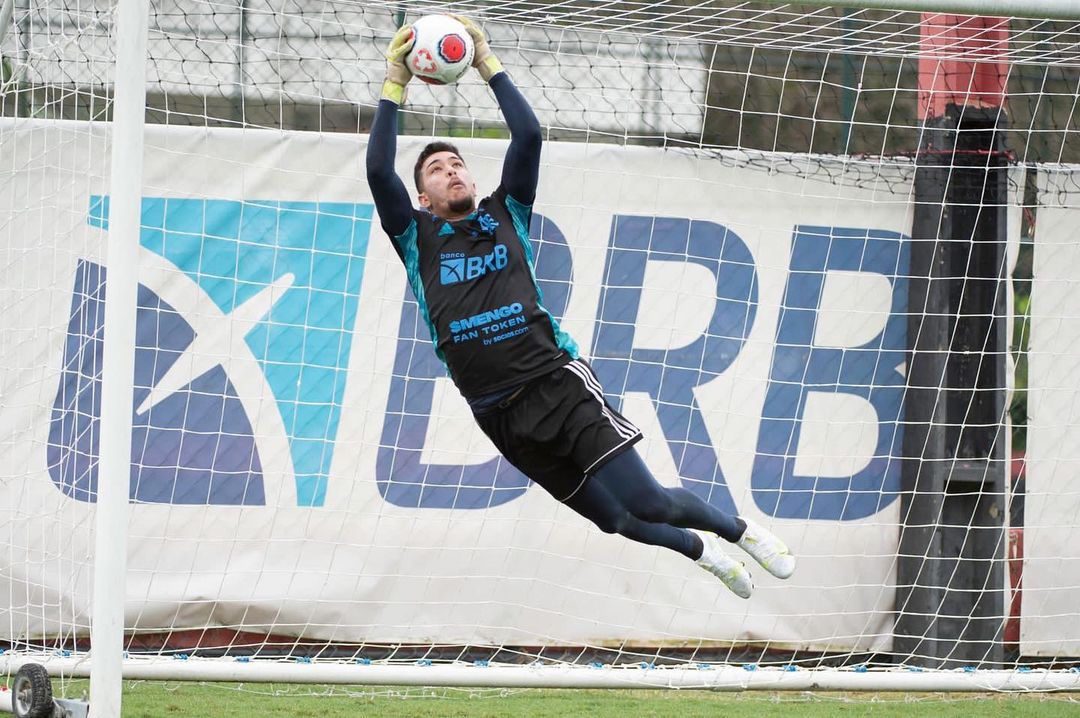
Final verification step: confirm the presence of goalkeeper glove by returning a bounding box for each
[452,14,504,82]
[382,24,414,104]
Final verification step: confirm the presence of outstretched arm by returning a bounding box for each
[366,100,413,238]
[455,15,542,206]
[365,25,415,239]
[492,73,542,207]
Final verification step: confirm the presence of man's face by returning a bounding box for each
[418,151,477,219]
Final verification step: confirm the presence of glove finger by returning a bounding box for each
[386,26,414,58]
[450,14,484,42]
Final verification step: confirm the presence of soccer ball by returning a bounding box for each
[406,15,475,85]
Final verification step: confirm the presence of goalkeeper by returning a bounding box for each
[365,17,795,598]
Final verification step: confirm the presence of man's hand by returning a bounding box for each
[382,24,414,104]
[452,14,504,82]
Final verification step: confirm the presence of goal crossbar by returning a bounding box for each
[759,0,1080,21]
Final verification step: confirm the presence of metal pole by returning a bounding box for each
[4,656,1080,692]
[237,0,246,124]
[839,9,856,153]
[0,0,15,47]
[90,0,150,714]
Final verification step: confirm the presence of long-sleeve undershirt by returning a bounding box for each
[365,72,542,239]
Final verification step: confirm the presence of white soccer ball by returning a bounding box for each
[406,15,475,85]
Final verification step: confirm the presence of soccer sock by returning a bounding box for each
[591,449,747,543]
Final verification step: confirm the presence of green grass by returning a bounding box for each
[24,681,1080,718]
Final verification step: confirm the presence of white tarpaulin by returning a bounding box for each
[1023,167,1080,656]
[0,119,918,651]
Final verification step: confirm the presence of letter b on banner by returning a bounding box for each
[752,226,909,521]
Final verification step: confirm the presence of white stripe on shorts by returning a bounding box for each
[565,361,639,438]
[566,359,640,437]
[564,360,639,440]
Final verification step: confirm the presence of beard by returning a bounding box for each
[447,194,475,215]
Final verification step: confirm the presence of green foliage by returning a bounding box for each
[446,125,509,139]
[1011,237,1033,452]
[0,55,31,117]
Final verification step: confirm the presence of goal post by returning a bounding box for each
[4,0,1080,708]
[90,0,149,715]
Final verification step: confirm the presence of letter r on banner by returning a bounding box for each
[591,216,758,516]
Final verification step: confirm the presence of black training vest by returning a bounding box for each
[390,187,577,399]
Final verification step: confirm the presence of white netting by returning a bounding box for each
[0,0,1077,691]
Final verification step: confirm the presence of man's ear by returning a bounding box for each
[418,192,431,208]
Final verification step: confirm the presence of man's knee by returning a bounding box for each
[593,456,673,524]
[592,506,631,535]
[628,489,673,524]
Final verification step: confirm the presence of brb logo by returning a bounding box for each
[45,193,909,522]
[440,244,508,285]
[46,196,371,507]
[379,214,910,522]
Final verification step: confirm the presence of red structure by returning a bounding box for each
[918,14,1009,120]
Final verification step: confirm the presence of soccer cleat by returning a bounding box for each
[736,518,796,579]
[693,530,753,599]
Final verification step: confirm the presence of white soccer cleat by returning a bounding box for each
[693,530,753,599]
[736,518,796,579]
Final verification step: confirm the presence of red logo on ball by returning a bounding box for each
[411,48,438,74]
[438,33,467,63]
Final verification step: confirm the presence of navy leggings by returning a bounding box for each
[561,449,745,560]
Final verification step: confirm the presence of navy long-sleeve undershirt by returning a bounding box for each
[365,72,542,238]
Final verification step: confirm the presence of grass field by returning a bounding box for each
[15,680,1080,717]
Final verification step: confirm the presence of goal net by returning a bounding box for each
[1,0,1078,693]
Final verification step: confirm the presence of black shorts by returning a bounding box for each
[473,358,643,501]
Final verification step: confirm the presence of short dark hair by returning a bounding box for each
[414,141,464,192]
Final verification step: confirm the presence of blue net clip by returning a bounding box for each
[783,664,798,672]
[356,658,372,665]
[473,660,489,667]
[235,656,250,663]
[1017,666,1033,673]
[742,663,758,672]
[174,654,189,661]
[589,661,604,669]
[295,656,312,664]
[416,658,432,666]
[696,663,713,670]
[962,666,976,673]
[853,664,868,673]
[639,662,655,670]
